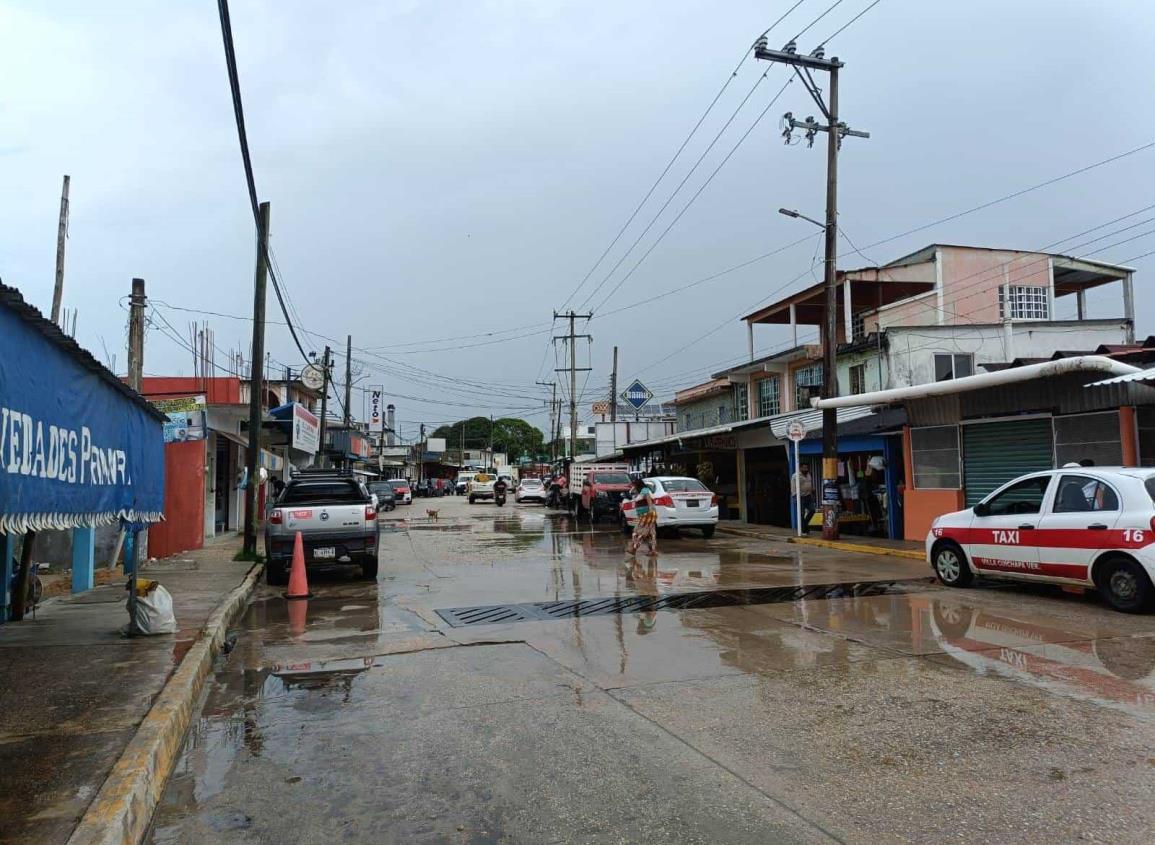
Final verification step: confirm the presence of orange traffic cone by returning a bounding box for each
[285,531,312,600]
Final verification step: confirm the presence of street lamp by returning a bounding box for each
[778,207,826,230]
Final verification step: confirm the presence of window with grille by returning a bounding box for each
[851,313,865,341]
[733,383,748,420]
[998,285,1050,320]
[848,364,866,395]
[794,364,822,409]
[757,377,780,417]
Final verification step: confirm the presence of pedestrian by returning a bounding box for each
[792,463,816,534]
[626,473,658,557]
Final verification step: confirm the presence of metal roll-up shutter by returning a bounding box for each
[962,418,1053,506]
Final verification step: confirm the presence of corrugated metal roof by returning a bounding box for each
[769,406,874,438]
[1087,367,1155,386]
[0,280,168,421]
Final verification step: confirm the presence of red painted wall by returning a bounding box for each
[139,376,241,405]
[149,440,205,558]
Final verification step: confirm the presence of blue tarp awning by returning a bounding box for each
[0,282,166,534]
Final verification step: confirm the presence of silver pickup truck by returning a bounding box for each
[264,471,379,584]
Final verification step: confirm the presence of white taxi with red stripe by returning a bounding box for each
[621,476,719,539]
[927,467,1155,612]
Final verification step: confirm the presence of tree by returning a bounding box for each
[432,416,544,464]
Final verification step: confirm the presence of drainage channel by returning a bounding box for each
[435,577,935,628]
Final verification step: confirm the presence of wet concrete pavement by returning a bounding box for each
[149,498,1155,844]
[0,535,255,845]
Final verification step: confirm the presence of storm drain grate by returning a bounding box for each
[434,578,933,628]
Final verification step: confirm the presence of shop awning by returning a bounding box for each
[1086,366,1155,387]
[0,282,166,533]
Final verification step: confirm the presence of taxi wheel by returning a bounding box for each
[620,518,633,537]
[1098,556,1154,614]
[933,542,973,587]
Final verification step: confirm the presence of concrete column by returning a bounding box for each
[1120,406,1138,466]
[789,303,798,347]
[747,375,757,421]
[1,532,15,622]
[1046,257,1056,321]
[746,321,754,362]
[1123,272,1135,343]
[71,525,95,593]
[1076,289,1086,320]
[843,279,853,341]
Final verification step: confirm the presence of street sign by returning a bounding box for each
[620,379,653,410]
[786,419,807,442]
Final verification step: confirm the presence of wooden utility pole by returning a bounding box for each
[536,380,557,462]
[242,201,271,557]
[343,335,353,426]
[50,175,70,325]
[610,345,619,423]
[755,38,868,540]
[127,278,146,391]
[553,311,591,460]
[318,346,331,467]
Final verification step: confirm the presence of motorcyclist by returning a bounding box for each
[493,476,508,506]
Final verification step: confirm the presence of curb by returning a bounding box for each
[66,563,263,845]
[786,535,925,560]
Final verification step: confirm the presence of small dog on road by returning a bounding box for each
[425,509,440,521]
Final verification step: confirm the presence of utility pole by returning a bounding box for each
[756,36,868,541]
[343,335,352,426]
[51,175,70,325]
[553,311,591,461]
[127,278,146,391]
[488,415,494,470]
[318,346,331,468]
[609,346,618,423]
[243,201,271,557]
[418,423,425,484]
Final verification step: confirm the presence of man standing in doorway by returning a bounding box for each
[792,463,816,534]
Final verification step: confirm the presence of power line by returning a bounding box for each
[215,0,311,364]
[817,0,883,47]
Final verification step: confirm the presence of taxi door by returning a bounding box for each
[968,474,1053,579]
[1034,474,1122,583]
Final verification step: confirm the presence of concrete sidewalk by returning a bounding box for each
[718,521,925,560]
[0,534,255,845]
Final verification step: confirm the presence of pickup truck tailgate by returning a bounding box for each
[283,504,368,534]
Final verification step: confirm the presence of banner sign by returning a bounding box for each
[291,404,320,455]
[152,395,206,443]
[368,385,383,429]
[0,304,164,533]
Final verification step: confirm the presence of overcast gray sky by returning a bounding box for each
[2,0,1153,440]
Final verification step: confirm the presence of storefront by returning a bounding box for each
[0,282,165,616]
[621,425,743,520]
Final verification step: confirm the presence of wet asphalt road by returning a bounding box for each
[148,497,1155,844]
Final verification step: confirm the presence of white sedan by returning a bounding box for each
[927,467,1155,613]
[515,478,546,503]
[621,476,719,539]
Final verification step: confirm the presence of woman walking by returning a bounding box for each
[626,473,658,557]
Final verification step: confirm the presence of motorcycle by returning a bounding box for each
[494,482,508,507]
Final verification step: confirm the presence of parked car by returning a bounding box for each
[456,472,477,496]
[515,477,546,503]
[620,476,719,538]
[265,470,379,583]
[366,481,397,512]
[386,478,412,505]
[927,466,1155,613]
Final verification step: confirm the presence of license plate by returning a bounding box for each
[313,547,336,559]
[685,500,699,507]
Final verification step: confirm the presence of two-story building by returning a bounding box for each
[628,243,1137,537]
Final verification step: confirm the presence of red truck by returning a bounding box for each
[570,463,633,523]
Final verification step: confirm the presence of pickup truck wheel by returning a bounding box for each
[266,561,289,586]
[469,495,476,504]
[361,556,379,580]
[701,525,716,539]
[621,518,633,536]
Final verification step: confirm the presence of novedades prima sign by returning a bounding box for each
[0,407,133,485]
